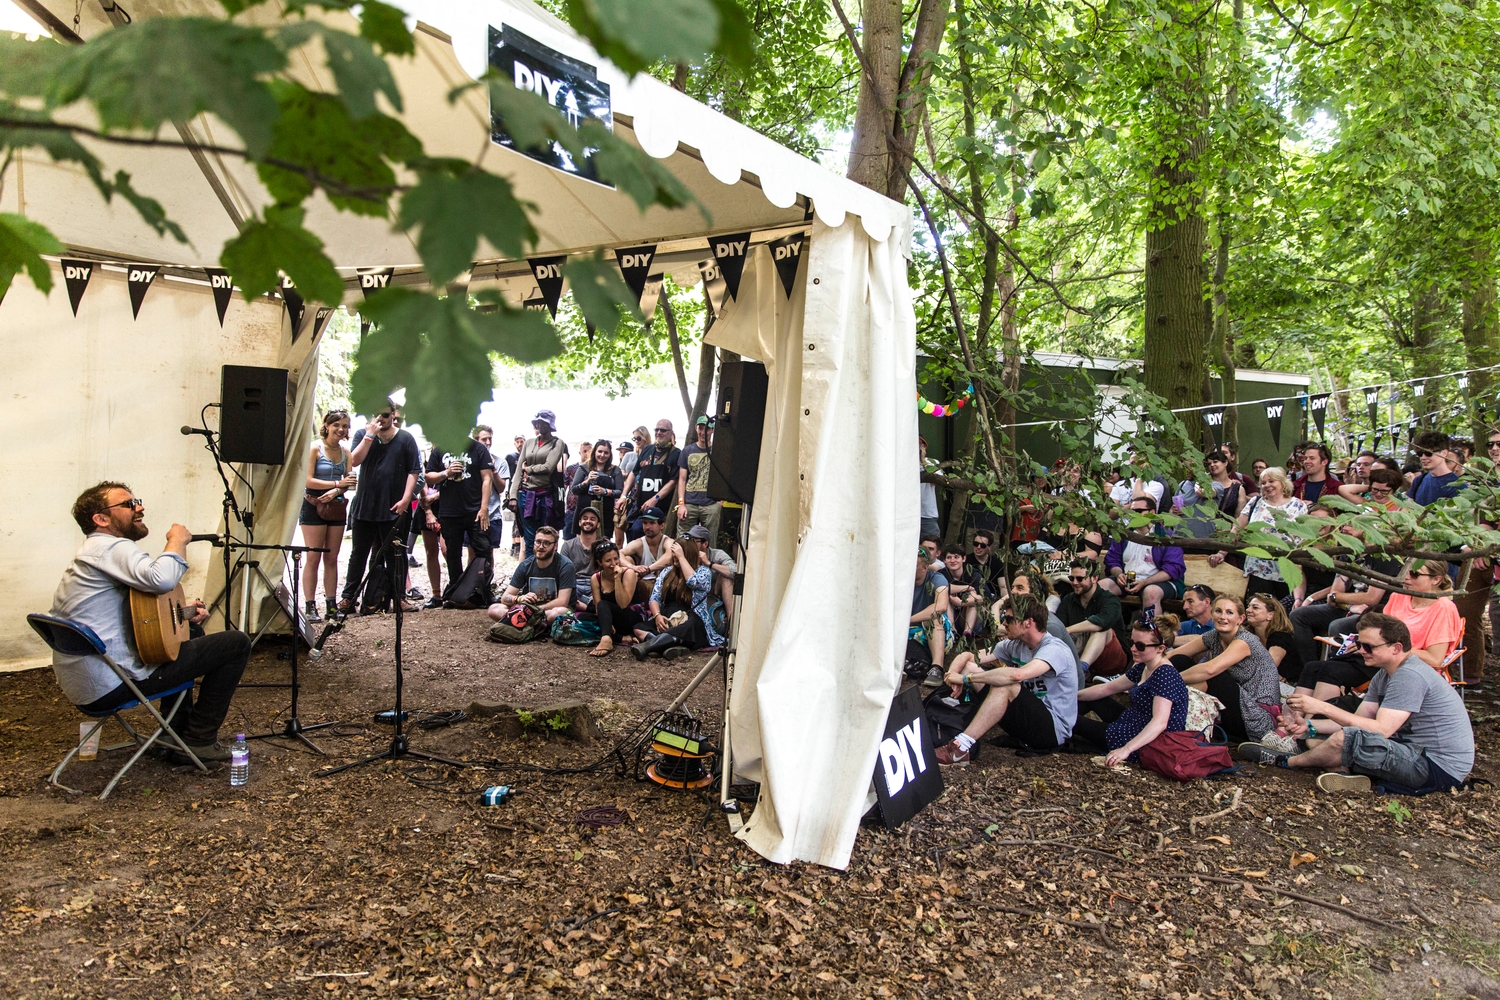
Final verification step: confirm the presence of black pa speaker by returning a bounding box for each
[219,365,287,465]
[707,360,768,505]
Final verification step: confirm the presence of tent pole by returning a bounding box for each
[718,501,751,835]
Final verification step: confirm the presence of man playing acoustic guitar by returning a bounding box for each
[51,482,250,763]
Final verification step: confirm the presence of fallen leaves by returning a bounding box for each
[1290,851,1318,867]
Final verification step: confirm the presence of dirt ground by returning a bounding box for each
[2,610,1500,999]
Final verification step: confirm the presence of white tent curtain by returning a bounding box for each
[710,217,918,868]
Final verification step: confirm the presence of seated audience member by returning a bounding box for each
[587,541,645,657]
[1241,613,1474,794]
[1410,431,1462,506]
[943,543,992,638]
[1288,559,1462,713]
[910,547,953,683]
[965,530,1007,602]
[635,537,727,660]
[1100,497,1186,615]
[1220,442,1260,496]
[52,482,250,763]
[1289,527,1398,663]
[919,438,940,538]
[1008,570,1081,685]
[1289,504,1339,611]
[488,526,575,622]
[1336,466,1404,509]
[1203,450,1249,517]
[1076,529,1107,564]
[1057,559,1128,678]
[1250,458,1268,480]
[683,524,736,617]
[620,507,673,593]
[935,594,1080,764]
[1210,466,1308,602]
[1175,585,1215,644]
[1008,569,1061,615]
[920,535,941,565]
[1292,442,1341,503]
[561,507,604,608]
[1075,612,1191,764]
[1173,595,1292,751]
[1108,464,1166,510]
[1245,593,1301,683]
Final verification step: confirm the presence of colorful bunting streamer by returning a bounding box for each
[917,382,974,418]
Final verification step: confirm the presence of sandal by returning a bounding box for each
[589,640,614,658]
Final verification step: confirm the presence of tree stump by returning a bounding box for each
[468,699,603,743]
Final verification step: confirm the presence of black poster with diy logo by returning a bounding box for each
[61,259,94,316]
[359,267,395,298]
[1309,393,1329,438]
[768,232,806,299]
[713,232,753,301]
[869,686,943,830]
[204,268,234,326]
[1265,400,1284,450]
[488,25,612,183]
[126,265,159,319]
[528,256,567,318]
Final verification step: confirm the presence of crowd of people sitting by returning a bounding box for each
[913,430,1486,797]
[298,402,734,661]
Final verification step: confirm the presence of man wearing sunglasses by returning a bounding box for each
[934,594,1079,765]
[963,530,1006,602]
[52,482,250,764]
[1240,613,1473,795]
[1409,431,1461,507]
[1056,558,1128,678]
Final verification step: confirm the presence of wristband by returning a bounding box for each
[1306,721,1318,738]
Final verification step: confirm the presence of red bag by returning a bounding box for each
[1138,729,1235,782]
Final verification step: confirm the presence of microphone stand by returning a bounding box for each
[245,544,340,755]
[317,518,470,777]
[186,420,251,631]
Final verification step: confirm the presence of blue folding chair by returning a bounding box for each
[27,614,207,800]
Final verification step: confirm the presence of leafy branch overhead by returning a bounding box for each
[0,0,740,448]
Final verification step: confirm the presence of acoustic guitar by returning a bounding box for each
[128,584,193,664]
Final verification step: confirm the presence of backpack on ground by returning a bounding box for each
[359,545,394,615]
[444,555,493,610]
[921,684,979,748]
[487,603,545,644]
[1138,728,1236,782]
[550,612,602,646]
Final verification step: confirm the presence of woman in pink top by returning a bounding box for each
[1381,560,1463,671]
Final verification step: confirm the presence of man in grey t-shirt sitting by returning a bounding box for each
[1240,612,1474,795]
[934,593,1079,765]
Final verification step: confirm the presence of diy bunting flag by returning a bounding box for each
[1363,386,1380,429]
[61,259,94,316]
[1203,407,1225,447]
[126,265,159,319]
[204,268,234,326]
[698,258,728,318]
[639,274,664,325]
[1265,400,1285,449]
[1309,393,1330,438]
[527,256,566,317]
[613,244,657,306]
[711,231,752,301]
[359,267,395,298]
[768,232,806,298]
[280,275,305,333]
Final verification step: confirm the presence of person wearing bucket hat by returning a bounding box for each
[506,410,568,556]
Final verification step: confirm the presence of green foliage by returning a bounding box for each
[565,250,643,338]
[565,0,754,76]
[220,204,345,305]
[1385,800,1413,825]
[0,213,64,296]
[395,164,535,285]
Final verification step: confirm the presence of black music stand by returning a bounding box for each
[245,545,340,755]
[316,524,470,777]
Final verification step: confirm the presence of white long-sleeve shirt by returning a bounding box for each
[49,533,187,704]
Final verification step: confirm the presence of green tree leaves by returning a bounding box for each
[0,214,65,299]
[396,165,536,287]
[221,205,344,305]
[564,0,753,76]
[565,250,642,337]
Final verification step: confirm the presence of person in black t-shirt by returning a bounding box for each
[488,526,576,622]
[619,419,681,541]
[340,402,421,614]
[422,428,495,607]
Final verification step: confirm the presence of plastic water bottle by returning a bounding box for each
[229,734,249,787]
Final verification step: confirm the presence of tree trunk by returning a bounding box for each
[1210,216,1237,447]
[661,293,694,424]
[692,339,716,425]
[1410,282,1445,421]
[845,0,902,191]
[1462,239,1498,444]
[886,0,951,201]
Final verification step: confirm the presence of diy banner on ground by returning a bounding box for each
[868,687,942,830]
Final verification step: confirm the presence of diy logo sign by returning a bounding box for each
[127,266,159,319]
[488,25,612,183]
[1308,393,1330,437]
[1265,401,1285,448]
[204,268,234,326]
[713,232,752,301]
[768,232,806,299]
[61,259,93,316]
[869,687,942,830]
[359,268,394,297]
[527,256,567,317]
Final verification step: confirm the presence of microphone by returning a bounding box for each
[181,425,214,437]
[307,618,345,660]
[189,533,225,545]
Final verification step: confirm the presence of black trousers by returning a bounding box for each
[79,631,251,744]
[596,597,644,640]
[439,513,492,589]
[1297,656,1376,692]
[1290,603,1360,665]
[341,516,404,602]
[1073,697,1126,750]
[1205,673,1248,744]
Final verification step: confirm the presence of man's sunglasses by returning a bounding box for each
[1131,640,1163,651]
[1370,487,1393,496]
[972,540,990,548]
[1415,449,1433,458]
[1068,575,1090,584]
[1488,439,1500,449]
[1358,640,1390,653]
[105,498,144,511]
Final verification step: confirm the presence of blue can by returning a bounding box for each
[480,785,512,806]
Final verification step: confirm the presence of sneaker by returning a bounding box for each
[423,596,444,610]
[1316,772,1371,794]
[1258,732,1298,754]
[922,666,945,687]
[166,740,232,764]
[1237,742,1285,766]
[934,740,971,766]
[406,587,425,601]
[304,600,322,623]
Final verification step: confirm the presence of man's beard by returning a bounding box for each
[123,517,149,541]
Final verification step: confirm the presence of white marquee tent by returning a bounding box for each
[0,0,918,868]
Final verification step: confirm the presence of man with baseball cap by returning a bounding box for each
[561,506,604,608]
[676,416,720,546]
[506,409,568,557]
[621,506,673,591]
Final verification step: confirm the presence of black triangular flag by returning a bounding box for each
[1363,386,1380,429]
[639,274,664,325]
[312,306,334,338]
[61,259,94,316]
[1309,393,1330,438]
[1412,380,1426,399]
[523,296,550,314]
[1202,406,1225,447]
[1265,400,1285,449]
[1391,424,1402,449]
[613,244,656,304]
[359,317,371,341]
[204,268,234,326]
[768,232,806,299]
[280,275,305,332]
[711,231,752,301]
[1373,430,1383,453]
[528,256,566,318]
[358,267,395,298]
[698,258,728,318]
[126,265,159,319]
